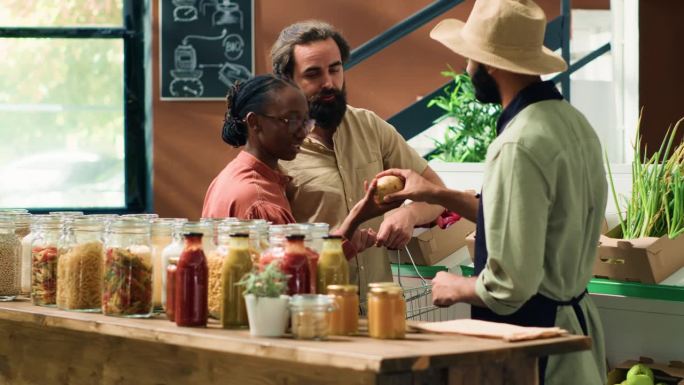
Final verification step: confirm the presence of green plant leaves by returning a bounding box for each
[606,114,684,239]
[427,68,501,163]
[236,261,289,298]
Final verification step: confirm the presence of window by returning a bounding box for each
[0,0,149,213]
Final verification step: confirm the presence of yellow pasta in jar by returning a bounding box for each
[56,241,104,311]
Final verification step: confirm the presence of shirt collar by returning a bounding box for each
[236,151,291,186]
[496,80,563,135]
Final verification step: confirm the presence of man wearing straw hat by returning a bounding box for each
[376,1,608,384]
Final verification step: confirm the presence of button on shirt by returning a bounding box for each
[280,105,428,294]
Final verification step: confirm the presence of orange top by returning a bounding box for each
[202,151,296,224]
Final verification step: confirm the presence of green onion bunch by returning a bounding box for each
[606,115,684,239]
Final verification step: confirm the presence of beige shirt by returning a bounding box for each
[474,100,608,385]
[280,105,428,294]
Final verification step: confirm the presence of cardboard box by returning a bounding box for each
[465,231,476,262]
[594,226,684,284]
[607,357,684,385]
[389,219,474,266]
[464,219,608,263]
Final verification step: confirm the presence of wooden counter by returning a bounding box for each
[0,300,590,385]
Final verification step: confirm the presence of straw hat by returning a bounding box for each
[430,0,567,75]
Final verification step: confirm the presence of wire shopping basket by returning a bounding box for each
[394,246,452,322]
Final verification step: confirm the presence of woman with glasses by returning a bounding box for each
[202,75,397,244]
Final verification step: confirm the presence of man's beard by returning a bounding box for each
[309,86,347,130]
[471,64,502,104]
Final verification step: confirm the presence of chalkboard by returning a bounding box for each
[159,0,254,100]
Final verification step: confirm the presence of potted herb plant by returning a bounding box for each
[237,262,290,337]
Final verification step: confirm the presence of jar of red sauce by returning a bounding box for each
[175,232,208,327]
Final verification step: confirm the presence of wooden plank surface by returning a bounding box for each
[0,300,590,374]
[0,318,378,385]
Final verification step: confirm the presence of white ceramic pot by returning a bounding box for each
[244,294,290,337]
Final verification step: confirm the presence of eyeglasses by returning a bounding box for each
[257,114,315,134]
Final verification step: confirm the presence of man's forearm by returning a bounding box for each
[431,187,479,222]
[402,201,445,227]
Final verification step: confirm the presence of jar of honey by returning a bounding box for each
[367,285,405,339]
[326,284,358,335]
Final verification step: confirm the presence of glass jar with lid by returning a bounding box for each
[31,216,62,306]
[326,284,358,335]
[103,218,153,318]
[289,294,336,340]
[4,212,31,295]
[199,217,226,245]
[165,256,179,322]
[298,223,326,294]
[4,212,31,239]
[208,220,248,319]
[160,220,185,311]
[317,235,349,293]
[175,232,208,327]
[56,216,104,312]
[0,217,21,301]
[259,224,293,270]
[246,219,269,264]
[160,220,214,313]
[220,232,252,328]
[367,284,406,339]
[309,223,329,255]
[151,218,187,310]
[283,235,312,295]
[20,214,52,294]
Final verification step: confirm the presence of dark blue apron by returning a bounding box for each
[471,81,588,385]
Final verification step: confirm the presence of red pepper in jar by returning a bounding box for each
[175,233,208,327]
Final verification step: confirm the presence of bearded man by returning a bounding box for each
[271,20,446,295]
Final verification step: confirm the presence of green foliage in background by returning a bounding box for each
[427,68,501,162]
[0,1,125,165]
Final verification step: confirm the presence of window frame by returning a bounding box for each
[0,0,150,214]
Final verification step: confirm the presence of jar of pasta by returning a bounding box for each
[367,284,406,339]
[103,218,153,318]
[326,284,358,336]
[56,216,105,312]
[31,216,62,306]
[0,216,21,301]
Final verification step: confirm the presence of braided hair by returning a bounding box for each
[221,74,295,147]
